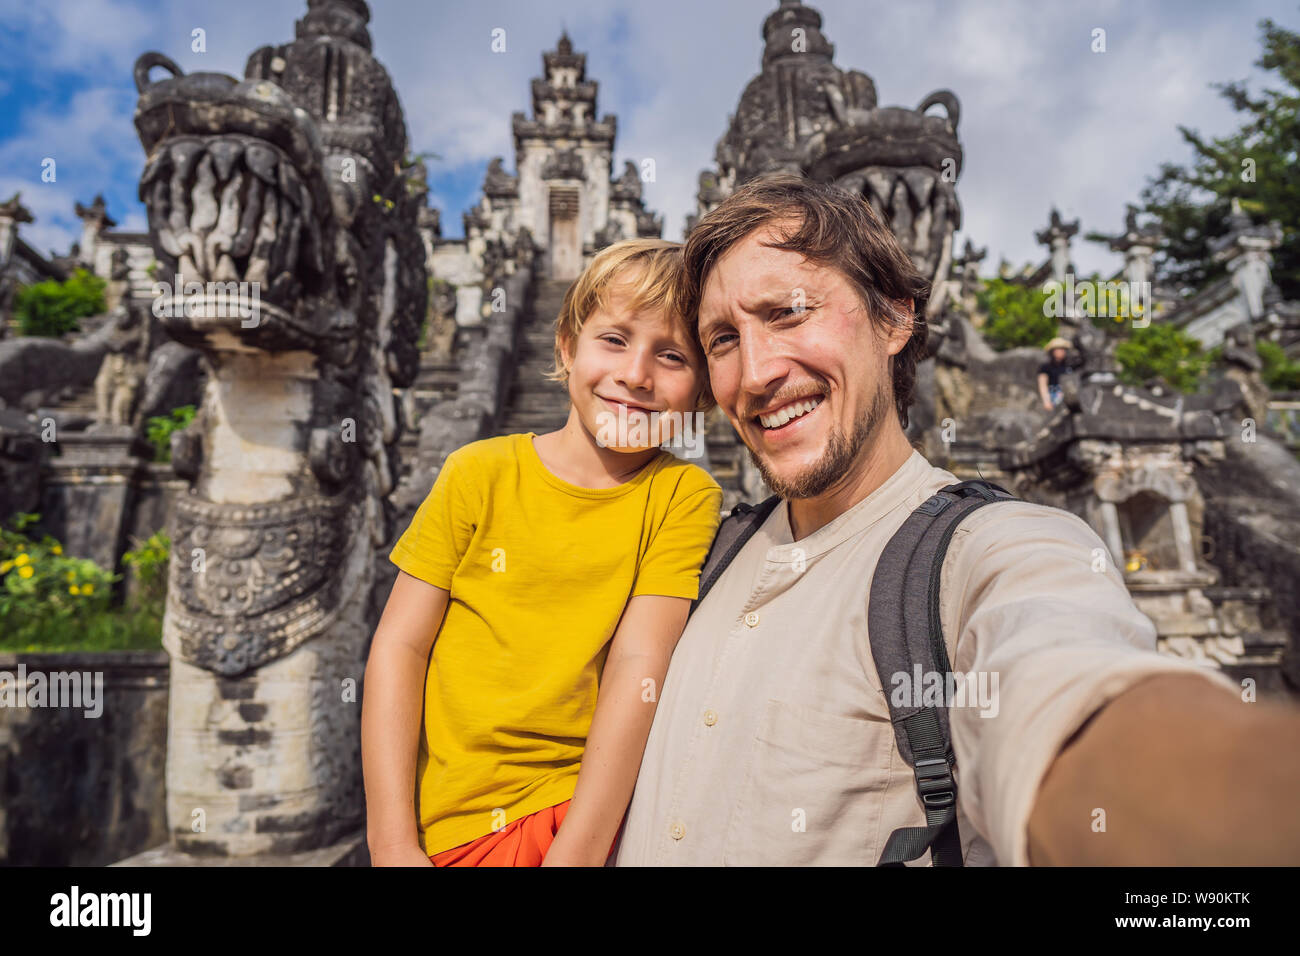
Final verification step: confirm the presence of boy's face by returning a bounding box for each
[559,278,705,453]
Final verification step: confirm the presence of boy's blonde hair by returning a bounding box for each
[546,238,716,413]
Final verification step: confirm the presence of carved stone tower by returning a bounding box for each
[691,0,964,318]
[510,32,661,279]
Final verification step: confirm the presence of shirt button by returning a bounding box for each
[669,822,686,840]
[744,611,760,628]
[703,709,718,726]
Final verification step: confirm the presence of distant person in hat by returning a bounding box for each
[1037,337,1073,410]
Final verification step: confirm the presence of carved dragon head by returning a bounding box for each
[134,0,422,367]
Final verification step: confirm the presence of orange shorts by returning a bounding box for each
[428,799,620,867]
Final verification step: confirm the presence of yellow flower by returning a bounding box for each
[65,570,76,582]
[83,582,94,595]
[15,553,30,567]
[51,544,62,555]
[69,584,80,595]
[0,560,12,574]
[18,565,33,579]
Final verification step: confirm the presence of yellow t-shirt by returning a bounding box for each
[387,431,724,856]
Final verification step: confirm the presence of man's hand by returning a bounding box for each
[1027,672,1300,865]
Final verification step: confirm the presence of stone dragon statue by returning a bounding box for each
[694,0,964,320]
[132,0,424,855]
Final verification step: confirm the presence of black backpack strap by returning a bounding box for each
[691,495,782,614]
[868,478,1018,866]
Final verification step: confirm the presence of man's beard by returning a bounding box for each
[747,381,892,500]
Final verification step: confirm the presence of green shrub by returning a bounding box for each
[977,278,1057,351]
[122,529,170,625]
[1115,324,1209,393]
[1257,340,1300,392]
[0,513,166,652]
[14,268,106,337]
[145,405,196,463]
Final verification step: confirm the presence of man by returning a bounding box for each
[612,173,1300,866]
[1037,336,1074,411]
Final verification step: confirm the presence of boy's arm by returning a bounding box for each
[541,593,691,866]
[360,570,449,867]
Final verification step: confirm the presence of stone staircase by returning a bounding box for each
[497,278,574,436]
[41,381,98,432]
[396,350,462,469]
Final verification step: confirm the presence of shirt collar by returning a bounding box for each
[759,449,936,562]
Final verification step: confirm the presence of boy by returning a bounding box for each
[361,239,723,866]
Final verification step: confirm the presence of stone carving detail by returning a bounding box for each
[541,148,586,181]
[92,305,151,428]
[610,160,642,202]
[693,0,963,317]
[1219,321,1271,425]
[483,157,519,198]
[592,219,625,250]
[167,494,358,674]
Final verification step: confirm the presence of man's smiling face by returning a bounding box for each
[696,223,911,499]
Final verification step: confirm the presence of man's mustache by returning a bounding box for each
[739,385,829,420]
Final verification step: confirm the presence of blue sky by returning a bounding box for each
[0,0,1295,277]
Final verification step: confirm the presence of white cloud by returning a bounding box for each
[0,85,142,254]
[0,0,1290,280]
[0,0,148,77]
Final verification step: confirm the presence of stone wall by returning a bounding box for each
[0,651,169,865]
[1194,433,1300,688]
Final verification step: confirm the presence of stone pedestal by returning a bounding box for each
[1,651,169,866]
[39,424,155,589]
[0,407,44,521]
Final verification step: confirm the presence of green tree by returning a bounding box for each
[14,268,106,337]
[976,277,1057,351]
[1140,18,1300,299]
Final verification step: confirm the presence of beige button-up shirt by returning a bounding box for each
[613,449,1239,866]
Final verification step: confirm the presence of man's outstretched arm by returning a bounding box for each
[1026,672,1300,865]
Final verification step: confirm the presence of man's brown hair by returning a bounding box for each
[681,172,930,428]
